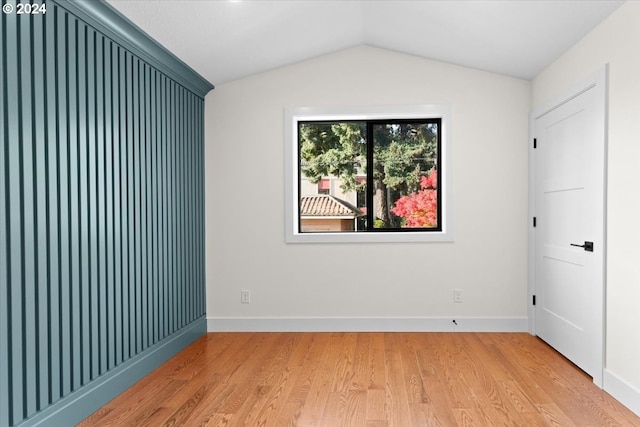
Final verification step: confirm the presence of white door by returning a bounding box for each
[533,68,607,386]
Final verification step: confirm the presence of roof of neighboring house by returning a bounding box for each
[300,195,364,218]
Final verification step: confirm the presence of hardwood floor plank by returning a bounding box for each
[276,401,305,427]
[136,407,178,427]
[459,334,537,425]
[274,334,333,426]
[453,408,491,427]
[217,334,294,416]
[365,388,386,422]
[175,335,280,425]
[170,333,250,381]
[535,402,578,427]
[201,412,234,427]
[367,333,387,390]
[425,334,479,409]
[413,337,457,425]
[319,392,345,427]
[352,333,373,392]
[281,333,331,405]
[329,333,358,393]
[296,333,346,426]
[194,334,278,418]
[343,390,367,427]
[76,407,112,426]
[78,378,189,426]
[498,379,554,426]
[383,334,413,427]
[79,333,640,427]
[484,335,554,406]
[239,364,303,426]
[498,335,610,425]
[228,335,310,426]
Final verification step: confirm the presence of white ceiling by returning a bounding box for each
[106,0,625,86]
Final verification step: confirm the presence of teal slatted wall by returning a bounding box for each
[0,1,210,425]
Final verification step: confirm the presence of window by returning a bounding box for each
[285,105,453,243]
[317,179,331,195]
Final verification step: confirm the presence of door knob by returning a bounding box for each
[570,241,594,252]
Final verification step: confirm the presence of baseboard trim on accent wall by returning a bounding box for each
[20,317,207,427]
[207,317,528,333]
[604,369,640,417]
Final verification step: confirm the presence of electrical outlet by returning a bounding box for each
[241,290,251,304]
[453,289,463,303]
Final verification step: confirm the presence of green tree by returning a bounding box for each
[300,121,437,228]
[371,123,437,226]
[299,122,367,193]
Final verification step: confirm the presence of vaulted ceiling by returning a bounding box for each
[106,0,624,86]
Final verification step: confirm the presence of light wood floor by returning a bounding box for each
[79,332,640,427]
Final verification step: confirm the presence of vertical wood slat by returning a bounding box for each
[21,9,38,419]
[32,11,48,413]
[0,3,206,425]
[6,6,24,423]
[45,5,61,406]
[0,7,9,425]
[101,35,113,376]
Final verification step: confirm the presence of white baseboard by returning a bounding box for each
[207,316,528,333]
[604,369,640,417]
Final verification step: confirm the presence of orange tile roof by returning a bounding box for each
[300,195,364,218]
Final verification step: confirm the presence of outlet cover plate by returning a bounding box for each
[454,289,463,303]
[241,290,251,304]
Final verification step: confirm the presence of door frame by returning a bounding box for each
[528,65,608,387]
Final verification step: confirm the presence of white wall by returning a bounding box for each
[205,46,530,330]
[532,1,640,413]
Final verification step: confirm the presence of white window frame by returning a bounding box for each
[285,104,454,243]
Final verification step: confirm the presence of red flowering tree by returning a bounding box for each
[391,169,438,227]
